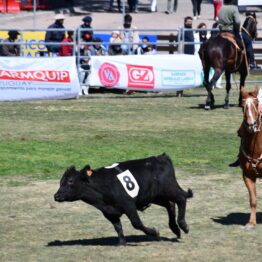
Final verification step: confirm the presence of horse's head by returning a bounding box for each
[242,15,257,40]
[241,87,260,133]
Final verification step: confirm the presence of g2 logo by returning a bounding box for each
[117,170,139,198]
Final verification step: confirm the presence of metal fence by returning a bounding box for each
[0,27,262,88]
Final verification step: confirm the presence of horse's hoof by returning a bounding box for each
[224,105,230,109]
[244,224,255,230]
[204,105,211,110]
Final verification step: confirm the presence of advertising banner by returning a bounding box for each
[0,57,80,101]
[89,54,203,92]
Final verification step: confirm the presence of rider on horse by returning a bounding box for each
[218,0,261,70]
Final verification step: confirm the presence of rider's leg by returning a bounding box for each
[242,32,261,69]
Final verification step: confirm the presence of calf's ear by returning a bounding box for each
[65,165,77,176]
[80,165,93,178]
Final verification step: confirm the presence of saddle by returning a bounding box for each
[219,32,248,72]
[219,32,242,51]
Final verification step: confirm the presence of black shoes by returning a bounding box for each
[250,64,261,70]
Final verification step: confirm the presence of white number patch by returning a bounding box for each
[117,170,139,198]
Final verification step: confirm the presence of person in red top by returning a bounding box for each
[59,30,74,56]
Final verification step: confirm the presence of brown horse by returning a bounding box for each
[239,87,262,229]
[199,15,258,109]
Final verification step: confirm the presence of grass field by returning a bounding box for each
[1,83,262,262]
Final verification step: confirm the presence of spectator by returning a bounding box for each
[108,31,124,55]
[80,38,108,94]
[79,16,93,41]
[88,38,108,56]
[194,22,209,54]
[45,14,66,53]
[177,16,194,96]
[183,16,195,55]
[64,0,76,14]
[58,30,74,56]
[191,0,202,20]
[128,0,138,13]
[213,0,223,21]
[119,14,139,54]
[0,30,20,56]
[136,36,157,55]
[151,0,157,12]
[165,0,178,14]
[109,0,121,12]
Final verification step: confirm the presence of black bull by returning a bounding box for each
[54,154,193,245]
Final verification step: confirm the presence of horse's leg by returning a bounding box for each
[238,64,248,107]
[203,66,214,110]
[243,173,257,229]
[224,71,231,109]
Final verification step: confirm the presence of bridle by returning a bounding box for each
[242,97,261,133]
[241,96,262,176]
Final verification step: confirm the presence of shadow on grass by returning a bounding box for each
[47,235,179,247]
[189,103,240,110]
[211,212,262,226]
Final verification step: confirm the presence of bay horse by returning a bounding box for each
[198,15,258,109]
[239,87,262,229]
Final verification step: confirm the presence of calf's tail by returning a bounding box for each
[186,188,193,199]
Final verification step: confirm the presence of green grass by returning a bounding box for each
[1,82,262,262]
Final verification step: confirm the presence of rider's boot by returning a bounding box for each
[248,50,261,70]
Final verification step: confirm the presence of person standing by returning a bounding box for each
[183,16,195,55]
[109,0,121,12]
[150,0,157,12]
[213,0,223,21]
[165,0,178,15]
[79,16,93,41]
[45,14,66,53]
[177,16,195,97]
[119,14,139,54]
[191,0,202,20]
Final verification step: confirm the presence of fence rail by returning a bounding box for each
[0,27,262,85]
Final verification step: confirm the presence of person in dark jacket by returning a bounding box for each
[45,14,66,53]
[177,16,194,97]
[183,16,195,55]
[0,30,20,56]
[79,16,93,41]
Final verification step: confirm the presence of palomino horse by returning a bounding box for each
[198,15,258,109]
[239,87,262,229]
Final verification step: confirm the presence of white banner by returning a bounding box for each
[0,57,80,101]
[89,54,203,92]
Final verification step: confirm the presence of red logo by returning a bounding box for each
[126,65,154,88]
[0,70,70,83]
[98,63,120,87]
